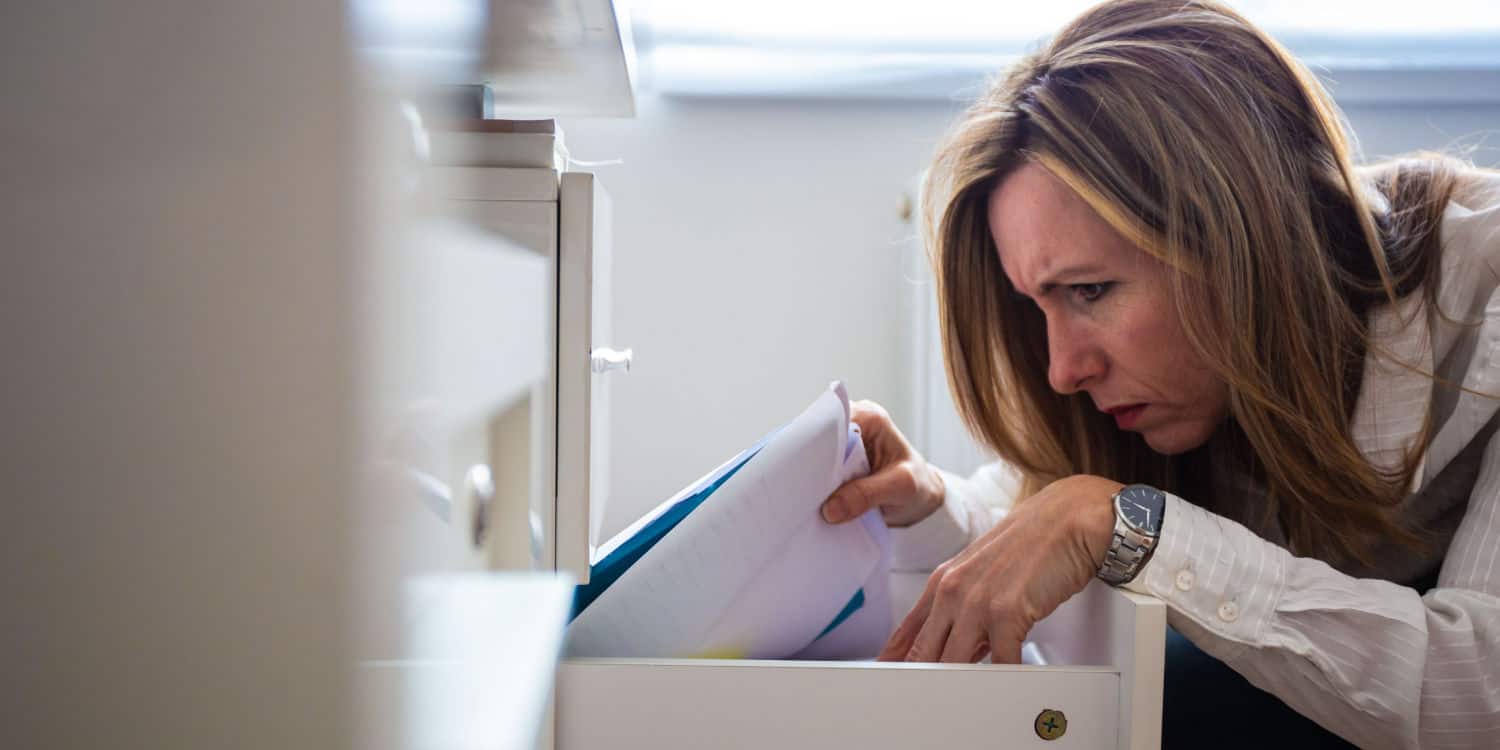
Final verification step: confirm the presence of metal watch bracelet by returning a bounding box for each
[1097,486,1163,586]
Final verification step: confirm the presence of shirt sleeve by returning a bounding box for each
[886,461,1019,572]
[1123,427,1500,749]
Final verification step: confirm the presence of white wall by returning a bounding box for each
[563,96,962,536]
[565,95,1499,539]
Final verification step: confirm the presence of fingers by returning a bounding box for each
[821,474,874,524]
[903,605,953,663]
[970,639,992,663]
[887,561,970,663]
[821,469,914,524]
[987,621,1024,665]
[878,624,916,662]
[905,562,973,662]
[938,606,988,663]
[849,399,893,436]
[849,400,909,465]
[878,579,934,661]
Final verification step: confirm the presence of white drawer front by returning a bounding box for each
[558,659,1118,749]
[554,581,1164,750]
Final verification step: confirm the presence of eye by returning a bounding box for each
[1071,282,1113,303]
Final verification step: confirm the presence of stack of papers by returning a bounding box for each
[428,119,567,171]
[566,382,893,660]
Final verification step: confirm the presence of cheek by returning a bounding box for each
[1152,311,1226,414]
[1111,303,1211,397]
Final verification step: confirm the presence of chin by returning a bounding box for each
[1141,423,1214,456]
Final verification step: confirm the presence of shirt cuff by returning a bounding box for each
[1120,493,1289,656]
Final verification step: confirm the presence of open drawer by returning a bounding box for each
[554,580,1164,749]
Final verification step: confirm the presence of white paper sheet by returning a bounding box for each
[565,382,893,659]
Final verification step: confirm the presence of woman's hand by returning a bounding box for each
[821,400,946,527]
[877,474,1123,664]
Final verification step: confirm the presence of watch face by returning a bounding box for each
[1116,484,1165,535]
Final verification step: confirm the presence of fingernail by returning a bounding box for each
[821,502,841,523]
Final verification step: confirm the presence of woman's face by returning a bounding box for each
[988,162,1229,455]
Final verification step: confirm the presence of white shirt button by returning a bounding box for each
[1218,601,1239,623]
[1175,569,1196,591]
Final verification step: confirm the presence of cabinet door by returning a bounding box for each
[557,172,619,582]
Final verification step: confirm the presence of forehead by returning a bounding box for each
[987,161,1134,290]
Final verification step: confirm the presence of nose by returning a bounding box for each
[1046,317,1105,395]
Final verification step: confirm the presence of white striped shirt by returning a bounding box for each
[890,170,1500,748]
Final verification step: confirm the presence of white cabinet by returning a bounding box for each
[355,157,623,750]
[428,166,621,582]
[448,165,1168,750]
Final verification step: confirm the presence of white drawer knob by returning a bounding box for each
[403,463,494,550]
[464,464,495,549]
[591,347,633,374]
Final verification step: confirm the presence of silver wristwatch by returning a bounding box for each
[1097,484,1166,586]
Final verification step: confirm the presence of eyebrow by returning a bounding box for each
[1010,262,1109,299]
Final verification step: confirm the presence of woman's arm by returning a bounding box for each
[886,462,1020,572]
[1127,428,1500,749]
[820,400,1023,571]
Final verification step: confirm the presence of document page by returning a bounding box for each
[566,382,893,659]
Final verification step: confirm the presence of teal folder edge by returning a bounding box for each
[813,588,865,641]
[568,432,774,621]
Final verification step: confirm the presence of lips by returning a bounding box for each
[1105,404,1147,430]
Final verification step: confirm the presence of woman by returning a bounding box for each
[820,1,1500,747]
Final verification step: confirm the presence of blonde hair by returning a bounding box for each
[925,0,1467,567]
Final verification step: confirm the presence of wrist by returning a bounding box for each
[1069,476,1124,568]
[1095,483,1166,586]
[923,463,947,518]
[886,462,946,528]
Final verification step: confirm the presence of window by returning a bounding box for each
[631,0,1500,100]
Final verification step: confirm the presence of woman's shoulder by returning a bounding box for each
[1449,167,1500,215]
[1347,168,1500,506]
[1441,167,1500,279]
